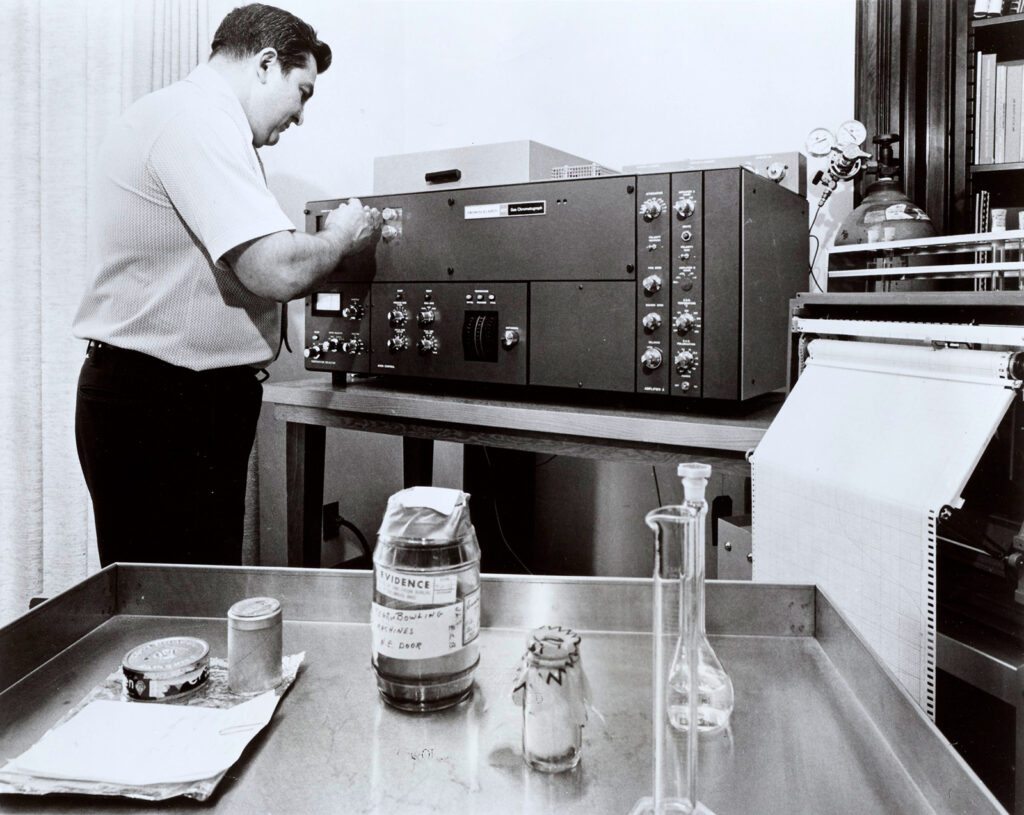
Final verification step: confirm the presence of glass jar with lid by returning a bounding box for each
[371,487,481,712]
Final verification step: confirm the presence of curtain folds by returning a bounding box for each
[0,0,225,627]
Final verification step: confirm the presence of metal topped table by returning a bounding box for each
[0,565,1005,814]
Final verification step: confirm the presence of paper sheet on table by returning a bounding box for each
[751,339,1017,717]
[6,691,279,786]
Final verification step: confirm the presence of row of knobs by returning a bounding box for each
[642,311,695,334]
[386,333,439,355]
[640,196,695,222]
[640,347,696,373]
[638,197,696,223]
[387,304,437,328]
[306,335,365,358]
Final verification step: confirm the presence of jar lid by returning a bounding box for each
[228,596,282,630]
[122,636,209,679]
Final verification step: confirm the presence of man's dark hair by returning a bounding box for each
[211,4,332,74]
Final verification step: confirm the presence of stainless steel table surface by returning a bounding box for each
[0,565,1005,814]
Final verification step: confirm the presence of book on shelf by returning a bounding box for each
[979,53,997,164]
[1006,61,1024,164]
[995,63,1008,163]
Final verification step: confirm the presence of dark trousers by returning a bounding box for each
[75,342,263,567]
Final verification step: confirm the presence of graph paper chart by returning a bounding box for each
[751,340,1017,717]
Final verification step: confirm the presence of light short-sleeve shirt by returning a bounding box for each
[73,63,296,370]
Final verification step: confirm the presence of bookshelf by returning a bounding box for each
[854,1,1023,238]
[970,11,1024,230]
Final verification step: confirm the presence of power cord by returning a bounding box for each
[482,447,534,574]
[808,205,827,293]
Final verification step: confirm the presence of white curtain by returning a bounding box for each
[0,0,214,626]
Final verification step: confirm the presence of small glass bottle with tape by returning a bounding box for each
[512,625,590,773]
[371,486,481,712]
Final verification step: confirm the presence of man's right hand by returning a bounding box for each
[324,197,383,255]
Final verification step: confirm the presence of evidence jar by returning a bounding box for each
[227,596,283,694]
[371,488,481,712]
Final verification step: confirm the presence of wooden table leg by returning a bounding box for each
[402,437,434,487]
[286,422,326,567]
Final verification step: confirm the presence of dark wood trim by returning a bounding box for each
[855,0,968,233]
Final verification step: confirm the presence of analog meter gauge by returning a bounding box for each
[836,119,867,147]
[805,127,836,158]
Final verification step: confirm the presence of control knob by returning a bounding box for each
[382,225,399,242]
[642,274,663,295]
[386,334,409,353]
[501,329,520,349]
[388,307,409,328]
[305,345,321,359]
[341,336,365,356]
[418,306,437,327]
[640,347,663,372]
[417,335,440,355]
[382,207,398,221]
[673,311,696,335]
[639,197,665,222]
[673,198,695,219]
[327,337,340,352]
[642,312,662,332]
[342,300,365,320]
[674,350,696,373]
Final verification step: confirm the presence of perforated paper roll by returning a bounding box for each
[751,340,1017,716]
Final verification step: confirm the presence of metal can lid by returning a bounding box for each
[228,596,282,630]
[122,636,210,678]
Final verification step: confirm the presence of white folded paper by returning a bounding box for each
[6,690,279,786]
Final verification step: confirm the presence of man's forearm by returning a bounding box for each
[228,228,358,303]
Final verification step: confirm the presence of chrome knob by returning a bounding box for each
[417,335,440,355]
[386,334,408,353]
[342,300,365,320]
[341,336,365,356]
[388,307,408,328]
[674,350,696,373]
[306,345,321,359]
[501,329,520,349]
[418,307,437,327]
[382,207,398,221]
[673,312,696,335]
[382,225,399,241]
[642,274,663,294]
[639,197,665,222]
[673,198,695,219]
[640,347,663,371]
[642,312,662,332]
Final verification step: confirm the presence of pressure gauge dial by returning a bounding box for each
[836,119,867,147]
[805,127,836,158]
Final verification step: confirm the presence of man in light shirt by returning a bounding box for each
[73,3,380,566]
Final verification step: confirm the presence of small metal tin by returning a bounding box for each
[228,596,283,694]
[122,636,210,702]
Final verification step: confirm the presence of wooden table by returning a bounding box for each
[262,378,781,568]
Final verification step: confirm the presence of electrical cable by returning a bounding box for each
[482,447,535,574]
[338,517,372,559]
[652,465,663,507]
[808,204,826,293]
